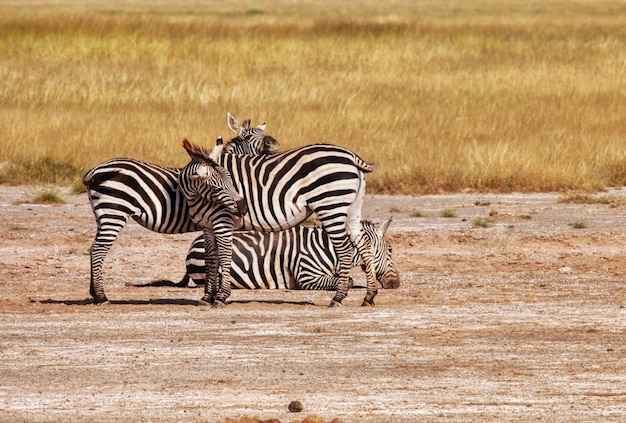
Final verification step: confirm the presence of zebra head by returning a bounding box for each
[360,217,401,289]
[179,138,248,219]
[225,112,280,155]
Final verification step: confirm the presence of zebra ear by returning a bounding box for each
[182,138,200,160]
[257,122,266,131]
[226,113,240,134]
[209,136,224,162]
[378,216,393,236]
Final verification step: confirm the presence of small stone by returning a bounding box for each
[288,400,303,412]
[559,266,572,274]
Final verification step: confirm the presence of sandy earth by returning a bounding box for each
[0,185,625,422]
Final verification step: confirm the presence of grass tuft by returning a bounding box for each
[410,210,426,218]
[31,188,66,204]
[472,217,492,228]
[439,209,456,218]
[568,220,587,229]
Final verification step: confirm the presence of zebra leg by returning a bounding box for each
[352,232,378,306]
[213,232,233,308]
[327,235,355,307]
[89,247,109,305]
[298,275,349,291]
[199,229,218,306]
[88,219,130,305]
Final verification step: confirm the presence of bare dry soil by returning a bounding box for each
[1,186,625,422]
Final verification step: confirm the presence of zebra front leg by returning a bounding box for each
[212,224,234,308]
[199,229,219,306]
[353,233,378,306]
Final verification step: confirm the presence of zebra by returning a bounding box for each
[176,218,400,292]
[82,113,278,305]
[178,137,378,308]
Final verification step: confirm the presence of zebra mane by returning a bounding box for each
[225,135,247,151]
[181,138,219,164]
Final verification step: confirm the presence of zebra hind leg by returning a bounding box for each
[327,236,355,307]
[89,238,114,305]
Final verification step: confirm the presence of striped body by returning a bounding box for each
[179,140,379,307]
[82,115,277,304]
[180,219,400,291]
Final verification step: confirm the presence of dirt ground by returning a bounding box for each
[0,185,625,422]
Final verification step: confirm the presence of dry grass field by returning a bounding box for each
[1,0,625,193]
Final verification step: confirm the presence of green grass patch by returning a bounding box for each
[3,159,84,186]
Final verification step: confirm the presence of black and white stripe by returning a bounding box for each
[179,218,400,292]
[82,114,277,304]
[179,138,378,307]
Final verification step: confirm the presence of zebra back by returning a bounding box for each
[215,143,375,232]
[82,158,200,234]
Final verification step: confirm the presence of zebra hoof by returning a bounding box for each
[361,299,375,307]
[96,300,111,307]
[92,296,109,305]
[329,300,343,307]
[211,300,226,309]
[197,299,211,307]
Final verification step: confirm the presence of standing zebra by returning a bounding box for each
[82,114,278,304]
[178,218,400,291]
[178,137,378,308]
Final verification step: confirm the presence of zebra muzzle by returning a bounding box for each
[236,199,248,217]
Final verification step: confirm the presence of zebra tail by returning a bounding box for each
[82,165,120,188]
[81,168,97,187]
[354,156,375,173]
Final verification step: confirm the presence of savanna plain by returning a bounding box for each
[1,1,625,422]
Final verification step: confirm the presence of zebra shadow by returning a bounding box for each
[37,298,320,307]
[38,298,200,306]
[225,299,316,306]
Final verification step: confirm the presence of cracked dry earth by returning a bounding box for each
[0,185,625,423]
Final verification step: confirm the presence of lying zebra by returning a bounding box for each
[169,218,400,291]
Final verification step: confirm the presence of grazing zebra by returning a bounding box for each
[82,114,278,304]
[177,218,400,292]
[178,137,378,308]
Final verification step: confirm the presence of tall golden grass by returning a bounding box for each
[1,0,625,194]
